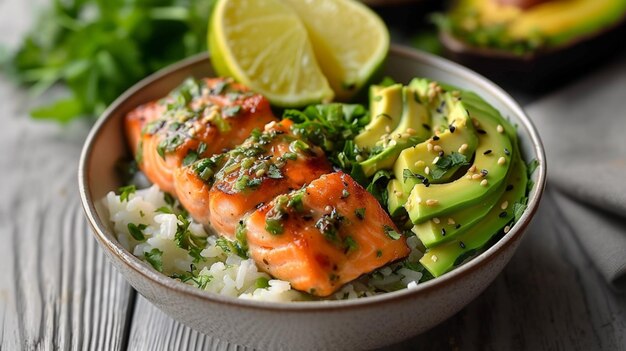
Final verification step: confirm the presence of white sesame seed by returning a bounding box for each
[425,166,430,175]
[472,118,480,127]
[389,139,397,147]
[469,165,477,173]
[426,199,439,206]
[385,125,391,133]
[433,145,443,152]
[427,143,433,152]
[458,143,468,153]
[497,125,504,133]
[432,217,440,224]
[466,175,472,180]
[472,174,483,180]
[501,201,509,210]
[431,255,438,262]
[448,218,456,225]
[255,169,266,177]
[406,128,416,135]
[504,225,511,234]
[432,157,440,164]
[498,157,506,165]
[325,205,332,212]
[355,155,363,162]
[480,179,489,187]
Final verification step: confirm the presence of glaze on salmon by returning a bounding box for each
[125,78,277,193]
[208,119,332,238]
[245,172,410,297]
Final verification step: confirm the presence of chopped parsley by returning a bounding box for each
[265,218,284,235]
[431,152,469,180]
[118,185,136,202]
[383,225,402,240]
[355,208,366,220]
[127,223,147,241]
[343,236,358,253]
[144,248,164,272]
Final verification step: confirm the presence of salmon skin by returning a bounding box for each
[125,77,277,193]
[207,119,332,238]
[245,172,410,297]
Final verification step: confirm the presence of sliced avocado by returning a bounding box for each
[354,84,403,149]
[405,100,514,223]
[420,147,528,277]
[387,178,407,216]
[359,86,431,176]
[445,0,626,53]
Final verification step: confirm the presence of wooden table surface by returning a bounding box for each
[1,1,625,350]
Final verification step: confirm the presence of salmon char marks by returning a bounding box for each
[245,172,410,297]
[207,120,332,238]
[125,77,276,193]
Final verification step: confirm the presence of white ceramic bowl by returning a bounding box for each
[78,45,546,350]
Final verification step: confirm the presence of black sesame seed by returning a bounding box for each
[499,211,507,218]
[455,224,461,229]
[459,241,466,249]
[477,129,487,134]
[422,178,430,187]
[441,228,446,236]
[506,184,514,191]
[422,123,431,131]
[438,151,444,157]
[433,135,440,141]
[504,148,510,155]
[483,149,492,155]
[449,125,456,133]
[481,169,489,176]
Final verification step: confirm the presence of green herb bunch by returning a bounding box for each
[4,0,215,123]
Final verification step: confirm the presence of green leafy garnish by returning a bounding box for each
[527,159,539,176]
[127,223,147,241]
[254,277,270,289]
[431,152,469,180]
[173,215,207,263]
[265,218,284,235]
[343,236,358,253]
[383,225,401,240]
[144,248,164,272]
[354,208,366,220]
[118,185,136,202]
[6,0,216,123]
[216,237,248,259]
[512,197,528,223]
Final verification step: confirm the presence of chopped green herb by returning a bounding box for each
[527,159,539,176]
[383,225,401,240]
[315,208,344,242]
[119,185,136,202]
[182,150,198,166]
[155,206,173,214]
[222,105,242,117]
[341,189,350,198]
[164,192,176,207]
[127,223,147,241]
[287,191,305,212]
[512,198,528,223]
[197,142,207,155]
[216,237,248,259]
[431,152,469,180]
[265,218,284,235]
[266,164,283,179]
[254,277,270,289]
[403,169,425,182]
[144,248,164,272]
[343,236,358,253]
[376,249,383,257]
[355,208,366,220]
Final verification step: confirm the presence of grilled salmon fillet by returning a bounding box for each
[125,77,277,193]
[245,172,410,297]
[207,119,332,238]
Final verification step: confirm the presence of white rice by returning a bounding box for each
[104,185,425,302]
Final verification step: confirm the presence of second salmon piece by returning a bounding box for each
[245,172,410,297]
[206,119,332,238]
[126,77,277,194]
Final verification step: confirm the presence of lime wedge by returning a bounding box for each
[281,0,389,101]
[208,0,334,107]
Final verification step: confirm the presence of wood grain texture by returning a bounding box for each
[0,65,135,350]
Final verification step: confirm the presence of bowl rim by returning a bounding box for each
[78,44,546,312]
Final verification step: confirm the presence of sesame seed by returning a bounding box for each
[501,201,509,210]
[498,157,506,165]
[459,241,466,249]
[431,255,438,262]
[422,178,430,187]
[455,224,462,229]
[466,175,472,180]
[472,174,483,180]
[355,155,364,162]
[425,199,439,206]
[441,228,447,236]
[469,165,477,172]
[389,139,397,147]
[497,125,504,133]
[425,166,430,175]
[449,125,456,133]
[415,160,425,167]
[433,135,440,141]
[499,211,507,218]
[504,225,511,233]
[506,184,514,191]
[385,126,391,133]
[438,150,444,157]
[422,123,431,131]
[434,145,443,152]
[483,149,492,155]
[477,129,487,134]
[255,169,266,177]
[401,132,410,139]
[458,144,468,153]
[504,148,510,155]
[481,169,488,176]
[406,128,416,135]
[427,143,433,152]
[432,156,440,164]
[480,179,489,187]
[448,218,455,225]
[432,217,440,224]
[325,205,332,212]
